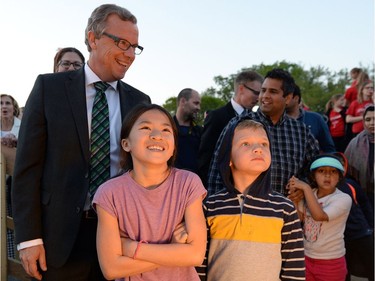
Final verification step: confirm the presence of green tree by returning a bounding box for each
[163,61,374,118]
[198,95,226,125]
[163,96,177,116]
[199,61,374,113]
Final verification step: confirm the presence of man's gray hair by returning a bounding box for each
[85,4,137,52]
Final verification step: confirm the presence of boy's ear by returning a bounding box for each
[121,139,131,152]
[229,161,233,167]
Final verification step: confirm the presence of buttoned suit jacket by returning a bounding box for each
[12,67,151,267]
[198,102,236,186]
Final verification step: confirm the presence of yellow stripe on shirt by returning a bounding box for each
[207,214,283,243]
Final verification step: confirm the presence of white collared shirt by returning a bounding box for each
[84,64,122,178]
[231,98,245,115]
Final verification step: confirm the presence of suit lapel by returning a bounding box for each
[65,68,90,162]
[118,81,133,122]
[226,102,237,118]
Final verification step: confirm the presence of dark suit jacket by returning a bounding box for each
[11,68,151,268]
[198,102,236,186]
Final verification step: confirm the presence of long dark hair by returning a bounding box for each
[119,104,178,172]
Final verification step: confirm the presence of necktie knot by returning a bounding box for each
[94,81,110,93]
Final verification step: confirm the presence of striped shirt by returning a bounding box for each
[204,190,306,281]
[207,110,319,196]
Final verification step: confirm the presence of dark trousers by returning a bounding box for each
[345,235,374,281]
[33,217,108,281]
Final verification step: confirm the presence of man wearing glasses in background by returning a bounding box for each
[207,68,319,197]
[12,4,150,281]
[198,70,263,186]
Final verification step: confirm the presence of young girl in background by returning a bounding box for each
[325,94,349,152]
[288,154,352,281]
[346,80,374,136]
[93,104,207,281]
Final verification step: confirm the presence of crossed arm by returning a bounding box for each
[96,197,207,280]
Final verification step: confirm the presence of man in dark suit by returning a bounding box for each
[198,70,263,185]
[11,4,150,281]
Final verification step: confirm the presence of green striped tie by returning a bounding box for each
[89,81,110,200]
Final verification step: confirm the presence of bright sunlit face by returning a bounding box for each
[1,96,15,118]
[121,109,175,169]
[230,126,271,177]
[314,167,340,193]
[364,109,375,134]
[88,14,139,82]
[259,78,292,123]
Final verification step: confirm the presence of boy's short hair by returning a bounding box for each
[235,119,265,131]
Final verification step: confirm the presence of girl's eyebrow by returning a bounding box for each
[137,119,172,127]
[137,119,151,124]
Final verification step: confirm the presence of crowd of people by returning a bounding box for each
[1,3,373,281]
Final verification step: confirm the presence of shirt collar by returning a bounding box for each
[84,63,118,90]
[257,109,288,125]
[231,98,245,115]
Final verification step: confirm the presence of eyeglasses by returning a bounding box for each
[59,60,84,70]
[242,84,260,96]
[102,32,144,55]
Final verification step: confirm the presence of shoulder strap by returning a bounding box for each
[347,183,358,205]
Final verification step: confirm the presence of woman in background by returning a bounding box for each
[345,105,375,211]
[1,93,21,259]
[53,47,85,73]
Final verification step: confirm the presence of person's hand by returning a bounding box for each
[1,134,17,148]
[288,176,309,191]
[288,189,305,203]
[172,222,188,244]
[287,176,306,203]
[19,244,47,280]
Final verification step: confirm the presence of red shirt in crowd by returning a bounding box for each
[329,110,346,137]
[344,86,358,105]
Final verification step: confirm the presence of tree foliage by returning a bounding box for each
[163,96,177,117]
[162,61,374,124]
[199,61,374,113]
